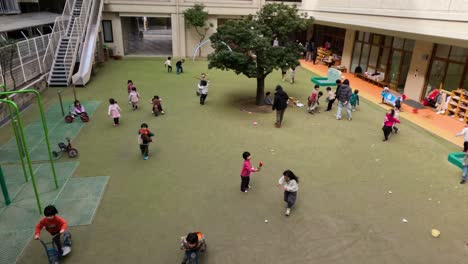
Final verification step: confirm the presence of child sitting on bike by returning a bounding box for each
[151,95,165,116]
[73,100,86,116]
[180,232,207,264]
[34,205,68,256]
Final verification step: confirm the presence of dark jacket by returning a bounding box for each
[336,84,352,102]
[272,89,289,111]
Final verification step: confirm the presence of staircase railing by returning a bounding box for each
[42,0,74,72]
[63,0,92,83]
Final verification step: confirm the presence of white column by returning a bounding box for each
[172,13,186,58]
[341,29,355,71]
[403,40,434,100]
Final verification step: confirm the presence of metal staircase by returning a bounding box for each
[47,0,91,86]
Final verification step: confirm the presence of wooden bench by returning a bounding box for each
[356,73,388,88]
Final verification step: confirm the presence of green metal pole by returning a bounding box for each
[0,99,42,214]
[0,165,11,205]
[0,89,59,189]
[6,103,28,183]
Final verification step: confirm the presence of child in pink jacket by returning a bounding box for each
[240,151,261,193]
[382,109,400,141]
[108,98,121,126]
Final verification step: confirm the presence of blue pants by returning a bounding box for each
[183,250,198,264]
[463,165,468,181]
[336,101,352,120]
[176,65,183,74]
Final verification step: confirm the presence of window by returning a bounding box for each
[102,20,113,43]
[423,44,468,97]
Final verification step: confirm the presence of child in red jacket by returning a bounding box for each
[34,205,68,255]
[240,151,261,193]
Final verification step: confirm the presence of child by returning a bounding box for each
[199,80,209,105]
[34,205,68,256]
[151,95,165,116]
[164,57,172,72]
[281,68,287,82]
[382,109,400,141]
[325,87,336,112]
[180,232,207,264]
[128,87,140,110]
[72,100,86,116]
[240,151,260,193]
[307,85,320,114]
[461,152,468,184]
[138,123,154,160]
[290,67,296,84]
[127,80,134,94]
[176,59,185,74]
[455,124,468,152]
[349,89,360,111]
[264,92,273,105]
[196,73,207,96]
[277,170,299,216]
[108,98,121,126]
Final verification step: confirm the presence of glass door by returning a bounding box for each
[388,50,402,91]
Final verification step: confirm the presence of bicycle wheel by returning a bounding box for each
[64,115,73,123]
[67,148,79,158]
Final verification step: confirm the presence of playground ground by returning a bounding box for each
[2,58,467,263]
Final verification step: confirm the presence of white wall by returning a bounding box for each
[302,0,468,21]
[185,16,217,58]
[101,12,125,56]
[403,40,434,100]
[341,29,355,71]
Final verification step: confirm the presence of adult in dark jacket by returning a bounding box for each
[272,85,289,128]
[335,79,353,120]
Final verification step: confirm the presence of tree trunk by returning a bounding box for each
[256,77,265,106]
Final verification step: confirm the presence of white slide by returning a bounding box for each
[72,0,104,86]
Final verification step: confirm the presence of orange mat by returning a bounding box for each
[300,60,464,147]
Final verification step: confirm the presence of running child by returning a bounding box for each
[349,89,360,111]
[108,98,121,126]
[382,109,400,141]
[128,87,140,110]
[325,86,335,112]
[164,57,172,72]
[461,152,468,184]
[180,232,207,264]
[196,73,208,96]
[199,80,209,105]
[456,124,468,152]
[290,67,296,84]
[176,59,185,74]
[138,123,154,160]
[127,80,134,94]
[34,205,68,256]
[308,85,320,114]
[277,170,299,216]
[392,106,400,133]
[240,151,261,193]
[151,95,165,116]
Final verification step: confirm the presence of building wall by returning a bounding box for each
[341,29,355,71]
[101,12,125,56]
[403,40,434,100]
[185,16,217,59]
[302,0,468,21]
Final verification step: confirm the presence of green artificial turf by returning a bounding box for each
[8,58,467,264]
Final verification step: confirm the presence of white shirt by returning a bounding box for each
[164,59,171,66]
[457,128,468,142]
[199,84,209,94]
[278,176,298,192]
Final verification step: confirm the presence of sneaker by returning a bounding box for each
[143,156,149,160]
[242,190,248,193]
[348,117,352,121]
[161,111,165,114]
[336,117,341,120]
[461,180,466,184]
[382,139,388,141]
[248,185,251,189]
[285,208,291,216]
[393,127,399,133]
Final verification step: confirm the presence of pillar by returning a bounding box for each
[341,29,355,71]
[403,40,434,100]
[172,14,186,58]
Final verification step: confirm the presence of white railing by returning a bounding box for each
[0,34,57,90]
[62,0,92,83]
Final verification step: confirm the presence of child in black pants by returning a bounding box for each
[239,151,260,193]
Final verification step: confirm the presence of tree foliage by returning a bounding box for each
[208,3,313,105]
[184,4,214,56]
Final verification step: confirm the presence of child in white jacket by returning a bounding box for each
[128,87,140,110]
[277,170,299,216]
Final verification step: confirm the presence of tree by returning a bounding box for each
[208,3,313,105]
[184,4,214,57]
[0,40,17,91]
